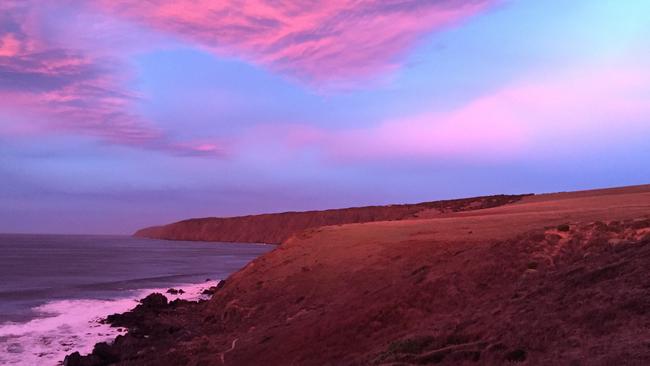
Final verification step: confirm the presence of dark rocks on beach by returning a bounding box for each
[63,345,115,366]
[104,293,169,329]
[201,280,226,296]
[92,342,119,363]
[201,286,220,296]
[201,287,215,296]
[141,293,168,308]
[166,288,185,295]
[63,352,82,366]
[65,290,206,365]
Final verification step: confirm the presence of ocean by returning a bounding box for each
[0,234,272,365]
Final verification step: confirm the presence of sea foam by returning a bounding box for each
[0,280,219,365]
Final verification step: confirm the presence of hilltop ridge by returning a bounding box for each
[134,194,528,243]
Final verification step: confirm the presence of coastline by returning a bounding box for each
[62,185,650,365]
[0,280,222,366]
[63,284,225,366]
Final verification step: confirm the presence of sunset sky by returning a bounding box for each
[1,0,649,234]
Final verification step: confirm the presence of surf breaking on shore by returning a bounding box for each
[0,280,221,366]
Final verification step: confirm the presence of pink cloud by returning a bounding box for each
[93,0,495,84]
[0,33,21,57]
[0,1,226,157]
[169,141,230,157]
[282,105,528,163]
[252,63,650,162]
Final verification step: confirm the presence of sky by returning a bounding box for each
[1,0,649,234]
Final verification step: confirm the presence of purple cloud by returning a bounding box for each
[0,1,226,157]
[93,0,495,84]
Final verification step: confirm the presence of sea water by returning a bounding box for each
[0,234,271,365]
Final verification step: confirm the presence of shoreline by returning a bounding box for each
[0,280,222,366]
[62,284,226,366]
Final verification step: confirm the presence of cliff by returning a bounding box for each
[70,184,650,365]
[134,194,528,243]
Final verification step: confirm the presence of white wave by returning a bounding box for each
[0,280,220,366]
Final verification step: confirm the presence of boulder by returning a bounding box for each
[140,293,168,308]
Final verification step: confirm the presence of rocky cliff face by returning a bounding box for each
[134,194,527,243]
